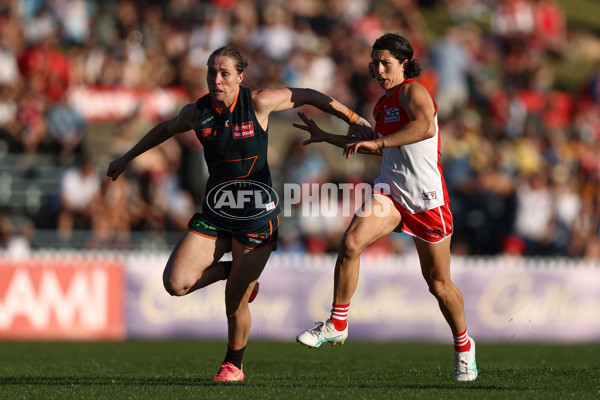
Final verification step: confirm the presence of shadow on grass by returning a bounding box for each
[0,376,207,387]
[249,381,525,391]
[0,376,523,391]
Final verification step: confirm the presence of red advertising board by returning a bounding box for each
[0,257,125,340]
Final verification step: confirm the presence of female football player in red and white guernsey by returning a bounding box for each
[294,33,477,382]
[106,45,369,382]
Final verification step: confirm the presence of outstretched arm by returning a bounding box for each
[106,102,196,181]
[252,87,370,129]
[293,112,382,156]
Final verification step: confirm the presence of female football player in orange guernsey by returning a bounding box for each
[294,33,477,382]
[106,45,369,382]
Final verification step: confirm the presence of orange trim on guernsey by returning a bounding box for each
[210,89,240,115]
[211,156,259,184]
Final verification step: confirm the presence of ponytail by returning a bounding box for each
[403,59,421,79]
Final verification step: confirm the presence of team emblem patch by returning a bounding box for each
[422,191,437,200]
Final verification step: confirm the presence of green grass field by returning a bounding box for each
[0,341,598,399]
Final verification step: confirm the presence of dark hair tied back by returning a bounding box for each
[403,59,421,79]
[372,33,421,79]
[208,45,248,74]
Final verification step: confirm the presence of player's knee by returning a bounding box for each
[426,278,450,302]
[225,304,241,320]
[163,275,191,297]
[340,231,365,258]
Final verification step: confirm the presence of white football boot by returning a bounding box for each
[296,319,348,348]
[454,337,478,381]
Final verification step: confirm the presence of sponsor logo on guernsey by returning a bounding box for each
[422,191,437,200]
[233,121,255,139]
[384,107,400,122]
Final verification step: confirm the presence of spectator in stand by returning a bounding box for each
[87,176,137,250]
[0,85,21,154]
[470,38,503,107]
[21,4,57,46]
[19,30,71,103]
[441,111,517,254]
[56,156,101,241]
[489,86,528,139]
[513,170,555,255]
[569,194,600,259]
[490,0,535,42]
[189,6,230,55]
[550,167,581,254]
[0,18,21,88]
[381,0,428,58]
[248,4,296,62]
[284,34,336,94]
[430,26,477,120]
[58,0,92,46]
[46,93,86,165]
[16,83,49,153]
[0,216,33,257]
[530,0,566,56]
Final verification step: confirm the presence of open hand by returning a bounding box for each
[343,140,381,159]
[292,112,329,145]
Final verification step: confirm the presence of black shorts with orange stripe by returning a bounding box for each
[187,212,279,250]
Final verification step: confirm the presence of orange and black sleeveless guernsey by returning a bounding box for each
[194,86,280,233]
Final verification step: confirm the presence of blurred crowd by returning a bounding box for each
[0,0,599,259]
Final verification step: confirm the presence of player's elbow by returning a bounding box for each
[422,121,436,139]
